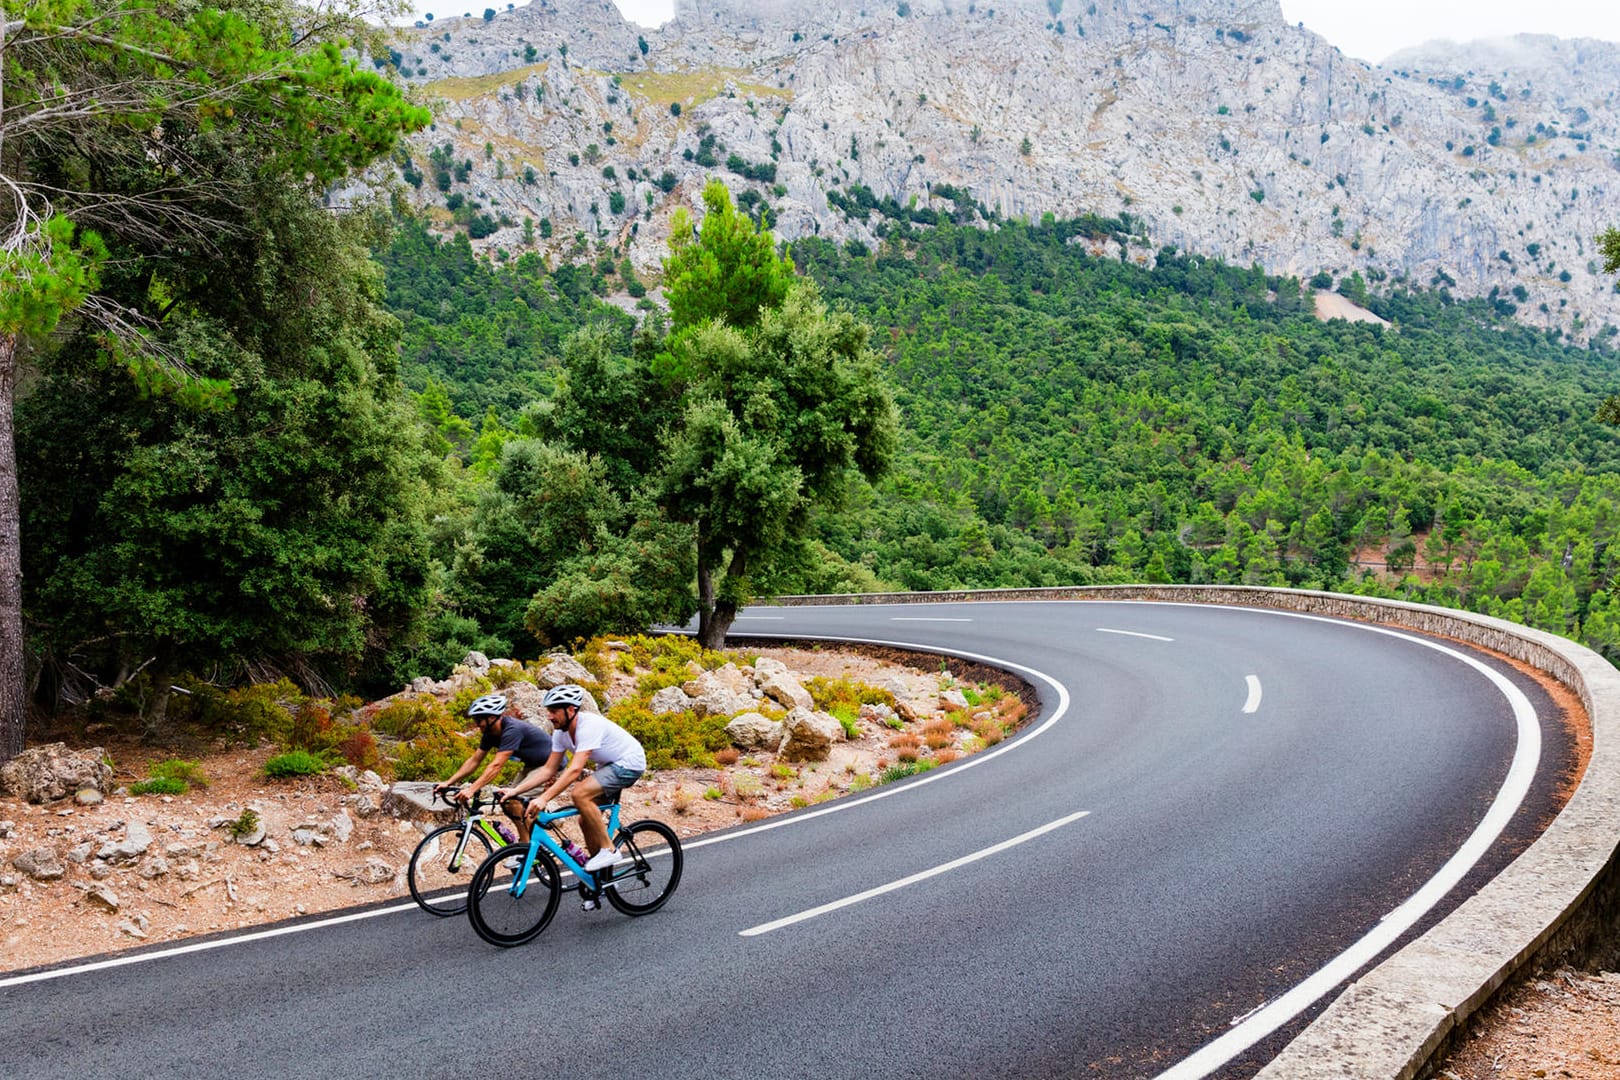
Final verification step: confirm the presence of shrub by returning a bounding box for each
[805,676,896,714]
[227,809,261,839]
[715,747,740,767]
[370,696,446,741]
[609,702,730,769]
[337,729,381,772]
[880,760,935,784]
[389,713,478,781]
[189,678,306,742]
[263,749,336,778]
[288,700,338,752]
[148,759,209,789]
[130,777,187,796]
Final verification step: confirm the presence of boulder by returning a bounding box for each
[12,847,65,881]
[682,666,753,716]
[457,651,491,675]
[778,709,844,763]
[649,686,695,715]
[84,884,119,912]
[725,712,784,752]
[502,681,552,725]
[895,697,933,722]
[96,820,153,864]
[761,673,814,712]
[533,654,595,689]
[138,857,170,880]
[0,743,112,803]
[75,788,104,806]
[334,766,387,794]
[940,689,971,711]
[859,702,898,726]
[753,657,788,680]
[382,782,459,822]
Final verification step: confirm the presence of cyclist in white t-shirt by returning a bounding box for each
[505,683,647,873]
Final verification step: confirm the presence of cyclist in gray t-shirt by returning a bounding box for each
[434,694,553,845]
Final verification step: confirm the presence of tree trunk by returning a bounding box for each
[697,599,738,651]
[694,548,744,650]
[0,332,25,764]
[142,644,176,745]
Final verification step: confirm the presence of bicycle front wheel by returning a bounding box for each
[467,844,561,947]
[603,820,683,916]
[408,823,495,916]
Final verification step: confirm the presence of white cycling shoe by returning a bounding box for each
[583,847,620,872]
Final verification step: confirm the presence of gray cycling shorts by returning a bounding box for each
[593,763,643,795]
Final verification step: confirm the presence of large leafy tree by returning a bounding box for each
[2,0,429,754]
[655,182,898,647]
[21,188,438,740]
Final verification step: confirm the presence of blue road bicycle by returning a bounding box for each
[466,794,683,947]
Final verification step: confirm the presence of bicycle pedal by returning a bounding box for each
[581,898,600,912]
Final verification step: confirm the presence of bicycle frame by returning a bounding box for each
[507,802,624,897]
[436,793,515,872]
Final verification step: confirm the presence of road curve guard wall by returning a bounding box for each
[768,585,1620,1079]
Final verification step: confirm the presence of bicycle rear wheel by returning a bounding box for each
[408,823,495,916]
[603,820,683,916]
[467,844,561,947]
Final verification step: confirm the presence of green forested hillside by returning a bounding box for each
[376,214,1620,664]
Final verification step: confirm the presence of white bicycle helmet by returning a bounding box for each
[542,684,586,709]
[466,693,508,718]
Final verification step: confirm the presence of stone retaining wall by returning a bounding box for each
[769,585,1620,1079]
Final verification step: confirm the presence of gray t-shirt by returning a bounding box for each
[480,717,553,768]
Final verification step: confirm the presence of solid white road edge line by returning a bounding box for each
[1151,607,1541,1080]
[737,809,1091,937]
[1243,675,1263,714]
[2,638,1073,990]
[0,901,421,991]
[889,617,974,622]
[1096,627,1175,642]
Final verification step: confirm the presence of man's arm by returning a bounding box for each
[528,749,592,808]
[436,749,488,793]
[462,750,514,798]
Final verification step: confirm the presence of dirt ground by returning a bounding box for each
[1,644,1612,1077]
[0,645,1016,972]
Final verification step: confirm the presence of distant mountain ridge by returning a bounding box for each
[387,0,1620,336]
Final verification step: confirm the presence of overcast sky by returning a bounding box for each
[420,2,1620,65]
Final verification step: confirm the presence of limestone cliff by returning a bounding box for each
[388,0,1620,334]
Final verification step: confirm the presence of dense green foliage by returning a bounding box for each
[10,0,432,743]
[373,210,1620,668]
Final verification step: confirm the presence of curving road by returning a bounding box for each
[1,601,1565,1079]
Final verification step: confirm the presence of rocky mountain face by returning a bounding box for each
[387,0,1620,335]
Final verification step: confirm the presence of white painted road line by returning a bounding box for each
[0,901,421,990]
[738,809,1091,937]
[734,616,785,620]
[1096,627,1175,642]
[890,617,974,622]
[1243,675,1263,714]
[1152,611,1541,1080]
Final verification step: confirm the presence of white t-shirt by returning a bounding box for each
[552,709,647,773]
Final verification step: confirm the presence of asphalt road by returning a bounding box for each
[1,600,1561,1079]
